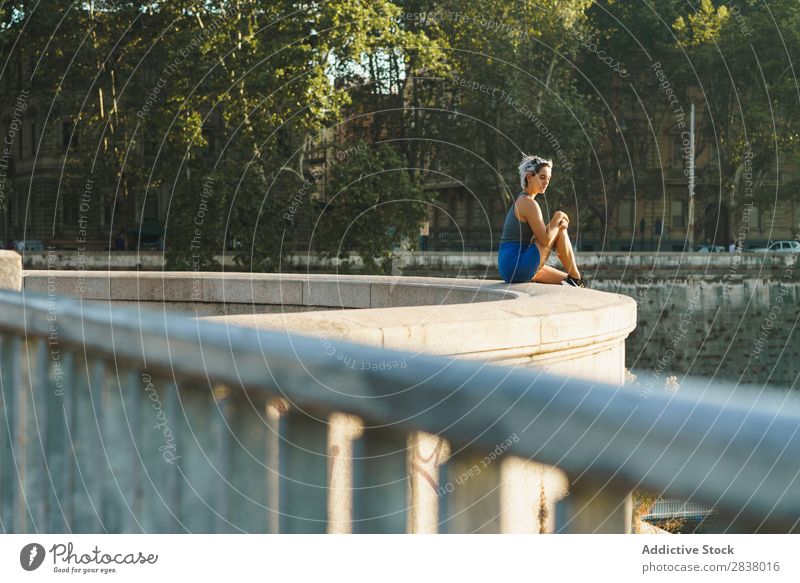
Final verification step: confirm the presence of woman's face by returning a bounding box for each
[527,166,552,193]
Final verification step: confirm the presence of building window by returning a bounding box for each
[144,139,158,159]
[470,198,484,228]
[761,205,790,230]
[454,193,466,226]
[748,205,759,231]
[62,120,76,151]
[493,197,505,229]
[104,201,115,227]
[30,122,37,157]
[761,208,772,230]
[435,206,449,229]
[707,142,719,169]
[646,143,660,169]
[671,139,684,169]
[618,199,634,229]
[63,197,78,225]
[202,127,220,156]
[671,199,686,228]
[143,193,160,221]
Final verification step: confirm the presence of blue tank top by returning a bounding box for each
[500,192,535,244]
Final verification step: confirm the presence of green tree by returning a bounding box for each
[576,0,688,246]
[159,0,445,270]
[315,142,433,273]
[387,0,600,243]
[672,0,800,225]
[0,2,445,265]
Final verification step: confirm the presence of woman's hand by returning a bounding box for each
[517,200,567,248]
[552,210,569,230]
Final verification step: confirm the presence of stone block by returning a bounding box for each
[203,274,303,306]
[24,271,110,299]
[370,283,504,308]
[303,279,371,308]
[0,251,21,291]
[109,273,195,302]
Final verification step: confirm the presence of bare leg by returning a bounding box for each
[533,239,553,273]
[530,231,580,284]
[532,264,568,284]
[531,239,567,284]
[554,229,581,279]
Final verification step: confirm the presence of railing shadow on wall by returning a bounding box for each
[1,287,798,534]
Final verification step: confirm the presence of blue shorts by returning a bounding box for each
[498,241,541,283]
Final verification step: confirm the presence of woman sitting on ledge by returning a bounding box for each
[497,154,587,287]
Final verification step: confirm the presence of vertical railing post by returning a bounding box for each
[212,384,232,533]
[265,398,286,534]
[59,350,76,531]
[556,479,633,534]
[499,458,569,534]
[17,337,48,533]
[164,380,181,532]
[0,335,20,532]
[0,253,22,532]
[129,368,145,531]
[408,432,448,534]
[327,412,363,533]
[46,349,74,532]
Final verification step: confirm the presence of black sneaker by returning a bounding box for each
[562,274,588,288]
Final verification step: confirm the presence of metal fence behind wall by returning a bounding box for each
[1,289,799,533]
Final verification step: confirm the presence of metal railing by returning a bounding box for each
[1,289,798,533]
[645,498,715,522]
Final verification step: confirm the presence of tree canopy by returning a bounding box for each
[1,0,798,260]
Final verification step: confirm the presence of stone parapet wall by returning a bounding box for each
[24,270,636,386]
[27,264,794,385]
[19,249,797,280]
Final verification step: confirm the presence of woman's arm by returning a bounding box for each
[516,198,566,247]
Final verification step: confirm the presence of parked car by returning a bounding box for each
[13,240,45,251]
[695,245,726,253]
[749,240,800,253]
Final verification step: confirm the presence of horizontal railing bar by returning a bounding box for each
[7,289,800,530]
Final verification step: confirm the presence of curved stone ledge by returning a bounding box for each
[23,270,636,384]
[196,275,637,385]
[24,270,513,308]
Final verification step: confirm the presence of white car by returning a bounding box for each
[749,240,800,253]
[696,245,726,253]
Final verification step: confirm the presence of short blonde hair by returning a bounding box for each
[518,154,553,189]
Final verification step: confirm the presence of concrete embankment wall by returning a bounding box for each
[21,250,798,386]
[596,278,799,388]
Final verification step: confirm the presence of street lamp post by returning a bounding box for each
[687,102,696,250]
